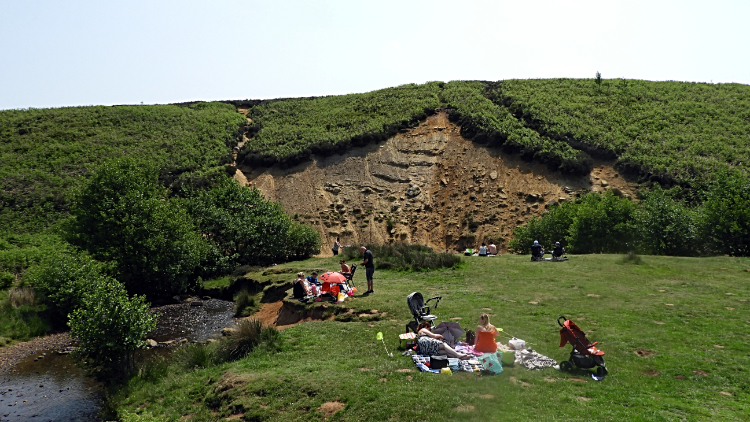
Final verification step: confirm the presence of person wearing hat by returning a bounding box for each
[531,240,544,261]
[552,241,565,260]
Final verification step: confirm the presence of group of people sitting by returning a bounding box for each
[415,313,500,359]
[531,240,565,261]
[464,242,499,256]
[292,259,353,300]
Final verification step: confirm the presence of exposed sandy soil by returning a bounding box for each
[237,112,638,254]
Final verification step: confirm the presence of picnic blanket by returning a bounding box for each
[515,349,557,370]
[454,344,484,356]
[411,355,482,373]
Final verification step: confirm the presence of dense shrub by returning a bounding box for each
[0,102,245,237]
[65,159,208,298]
[24,251,111,323]
[69,276,156,381]
[342,244,461,271]
[634,186,705,256]
[702,171,750,256]
[566,192,639,254]
[510,191,639,254]
[0,271,14,289]
[179,177,320,274]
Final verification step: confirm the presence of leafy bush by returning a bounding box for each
[24,251,110,322]
[566,192,639,253]
[633,186,705,256]
[69,276,157,381]
[702,171,750,256]
[509,202,578,253]
[65,159,208,298]
[0,271,14,289]
[342,244,461,271]
[511,191,638,254]
[179,177,320,273]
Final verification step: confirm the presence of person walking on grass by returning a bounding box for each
[360,246,375,294]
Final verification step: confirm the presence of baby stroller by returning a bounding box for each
[405,292,441,333]
[558,316,608,379]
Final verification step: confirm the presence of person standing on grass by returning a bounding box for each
[332,237,341,256]
[360,246,375,294]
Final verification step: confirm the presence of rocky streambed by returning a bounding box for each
[0,297,236,421]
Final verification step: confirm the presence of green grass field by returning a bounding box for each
[113,254,750,421]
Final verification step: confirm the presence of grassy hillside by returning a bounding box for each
[238,79,749,187]
[491,79,750,187]
[0,102,245,236]
[238,82,442,167]
[111,254,750,421]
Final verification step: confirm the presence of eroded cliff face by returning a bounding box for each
[235,112,637,254]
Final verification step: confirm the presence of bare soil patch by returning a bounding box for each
[634,349,655,357]
[693,370,709,376]
[642,370,661,376]
[456,405,475,412]
[478,394,494,399]
[577,396,591,402]
[674,375,685,380]
[318,401,345,418]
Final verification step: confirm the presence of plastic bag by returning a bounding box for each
[481,351,503,374]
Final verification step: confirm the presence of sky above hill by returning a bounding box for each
[1,0,749,110]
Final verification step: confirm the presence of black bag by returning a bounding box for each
[465,330,475,346]
[430,355,448,369]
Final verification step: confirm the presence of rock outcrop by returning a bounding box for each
[239,112,637,253]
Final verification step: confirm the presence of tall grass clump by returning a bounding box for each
[174,342,221,370]
[0,289,48,341]
[342,244,461,271]
[233,288,255,317]
[219,318,282,362]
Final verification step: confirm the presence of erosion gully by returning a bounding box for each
[0,298,235,421]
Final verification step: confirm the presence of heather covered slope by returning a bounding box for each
[237,79,750,187]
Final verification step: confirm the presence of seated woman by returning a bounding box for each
[338,260,351,276]
[416,322,471,359]
[293,272,312,299]
[478,243,488,256]
[474,313,499,353]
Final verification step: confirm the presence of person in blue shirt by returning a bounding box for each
[306,271,321,286]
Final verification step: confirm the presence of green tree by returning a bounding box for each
[69,276,156,381]
[24,251,112,323]
[65,159,208,297]
[567,191,638,253]
[702,171,750,256]
[633,186,704,256]
[180,177,320,271]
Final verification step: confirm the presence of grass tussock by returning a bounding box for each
[0,289,48,343]
[620,251,644,265]
[233,289,256,317]
[8,286,36,308]
[342,244,461,271]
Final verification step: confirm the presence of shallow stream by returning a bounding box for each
[0,298,235,421]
